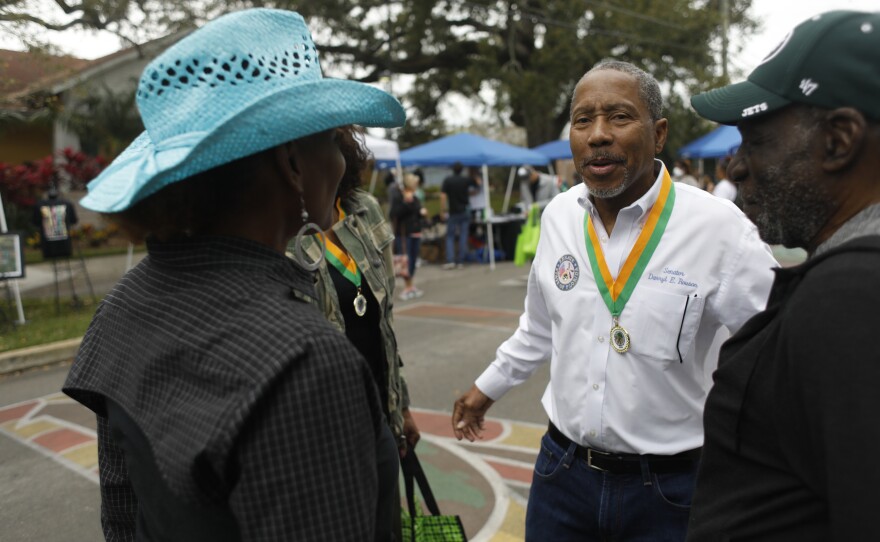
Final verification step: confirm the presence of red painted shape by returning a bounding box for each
[0,401,38,424]
[411,409,504,441]
[486,460,534,485]
[32,428,93,452]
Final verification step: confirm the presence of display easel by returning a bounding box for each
[47,243,96,315]
[0,192,26,325]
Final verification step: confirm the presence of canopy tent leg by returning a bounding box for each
[483,164,495,270]
[502,167,516,214]
[369,169,379,194]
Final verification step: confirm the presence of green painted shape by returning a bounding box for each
[399,441,487,509]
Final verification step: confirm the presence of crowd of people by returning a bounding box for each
[60,6,879,542]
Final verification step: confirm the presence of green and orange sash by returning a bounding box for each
[324,199,367,316]
[583,169,675,350]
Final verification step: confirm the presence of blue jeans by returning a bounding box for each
[405,236,421,278]
[445,212,470,264]
[525,433,696,541]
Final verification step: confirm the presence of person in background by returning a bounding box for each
[452,59,777,541]
[412,168,426,203]
[672,159,701,188]
[440,161,475,269]
[62,9,406,541]
[390,173,427,300]
[384,170,402,211]
[688,10,880,541]
[711,156,737,203]
[517,165,560,213]
[303,125,420,541]
[467,166,486,222]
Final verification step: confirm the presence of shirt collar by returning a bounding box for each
[577,159,667,221]
[813,203,880,258]
[145,235,316,296]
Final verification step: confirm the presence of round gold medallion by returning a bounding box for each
[610,324,630,353]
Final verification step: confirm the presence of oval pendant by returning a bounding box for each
[354,292,367,317]
[610,323,630,353]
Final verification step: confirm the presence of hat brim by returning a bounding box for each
[690,81,792,125]
[81,78,405,213]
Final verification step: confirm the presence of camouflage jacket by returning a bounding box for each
[299,189,410,442]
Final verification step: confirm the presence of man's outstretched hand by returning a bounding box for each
[452,385,495,442]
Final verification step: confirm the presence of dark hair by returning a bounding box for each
[452,161,463,174]
[335,125,372,204]
[107,149,271,243]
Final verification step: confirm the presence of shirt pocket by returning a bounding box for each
[369,219,394,254]
[628,287,705,363]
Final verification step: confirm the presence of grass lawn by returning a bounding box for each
[24,243,144,266]
[0,297,98,353]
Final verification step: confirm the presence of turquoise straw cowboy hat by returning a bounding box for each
[81,8,406,213]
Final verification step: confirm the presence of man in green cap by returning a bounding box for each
[687,10,880,541]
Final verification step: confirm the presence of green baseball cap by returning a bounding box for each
[691,10,880,125]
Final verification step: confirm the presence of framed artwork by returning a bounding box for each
[0,233,25,279]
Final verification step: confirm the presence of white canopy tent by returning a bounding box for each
[363,133,403,193]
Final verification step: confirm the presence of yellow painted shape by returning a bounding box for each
[10,419,57,438]
[490,497,527,541]
[499,424,544,449]
[62,442,99,469]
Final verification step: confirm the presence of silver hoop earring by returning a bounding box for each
[293,205,325,271]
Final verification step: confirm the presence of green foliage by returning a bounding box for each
[274,0,757,148]
[62,83,144,159]
[0,297,97,353]
[4,1,757,151]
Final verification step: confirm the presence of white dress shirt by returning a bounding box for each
[476,161,777,455]
[713,179,738,202]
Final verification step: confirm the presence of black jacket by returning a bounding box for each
[688,236,880,541]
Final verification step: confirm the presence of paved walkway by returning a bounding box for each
[0,395,541,541]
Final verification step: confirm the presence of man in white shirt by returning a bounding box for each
[451,60,777,541]
[712,157,738,202]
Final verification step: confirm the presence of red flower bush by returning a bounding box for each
[0,148,107,232]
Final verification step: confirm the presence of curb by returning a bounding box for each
[0,338,81,376]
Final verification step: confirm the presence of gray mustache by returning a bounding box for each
[579,152,626,168]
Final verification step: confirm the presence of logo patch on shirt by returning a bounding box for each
[554,254,579,291]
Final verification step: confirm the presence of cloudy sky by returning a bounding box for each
[736,0,878,73]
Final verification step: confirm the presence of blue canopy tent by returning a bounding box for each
[678,125,741,159]
[399,133,549,269]
[399,133,549,167]
[531,139,573,161]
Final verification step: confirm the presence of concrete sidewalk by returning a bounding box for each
[2,252,541,540]
[0,391,537,541]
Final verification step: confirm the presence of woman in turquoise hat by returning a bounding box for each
[62,9,406,541]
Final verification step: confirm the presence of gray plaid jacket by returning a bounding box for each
[64,236,384,541]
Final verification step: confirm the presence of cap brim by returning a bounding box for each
[691,81,792,125]
[81,79,405,213]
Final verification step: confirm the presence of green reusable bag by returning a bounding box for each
[514,204,541,266]
[400,449,468,542]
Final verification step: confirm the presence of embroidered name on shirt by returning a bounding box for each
[647,267,698,288]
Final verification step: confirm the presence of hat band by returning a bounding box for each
[86,131,208,208]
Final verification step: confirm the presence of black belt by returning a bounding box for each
[547,422,700,474]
